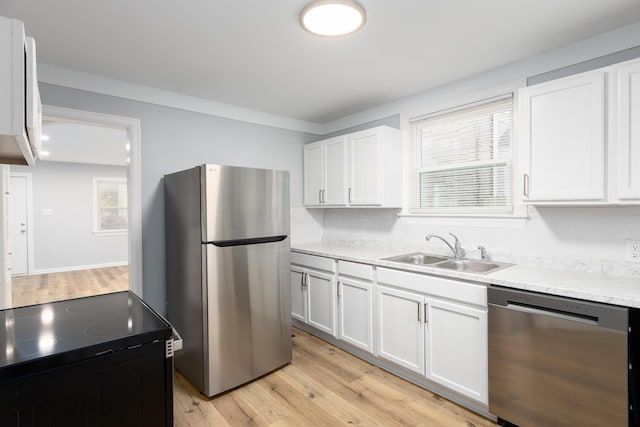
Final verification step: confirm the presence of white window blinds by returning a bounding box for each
[410,95,514,214]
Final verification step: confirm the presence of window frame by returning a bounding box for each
[93,176,128,235]
[408,93,518,216]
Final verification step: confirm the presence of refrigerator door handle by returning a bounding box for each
[207,235,287,247]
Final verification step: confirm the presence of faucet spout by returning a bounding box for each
[425,233,465,259]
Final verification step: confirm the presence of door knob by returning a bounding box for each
[20,229,26,234]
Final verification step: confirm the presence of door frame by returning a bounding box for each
[9,172,34,275]
[42,105,143,298]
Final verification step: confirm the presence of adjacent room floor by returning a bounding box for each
[11,268,496,426]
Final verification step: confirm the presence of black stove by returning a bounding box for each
[0,291,174,427]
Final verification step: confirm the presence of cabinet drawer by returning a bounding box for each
[337,260,372,281]
[377,268,486,307]
[291,252,335,272]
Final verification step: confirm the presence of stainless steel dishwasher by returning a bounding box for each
[488,286,629,427]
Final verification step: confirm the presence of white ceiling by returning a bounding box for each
[1,1,640,124]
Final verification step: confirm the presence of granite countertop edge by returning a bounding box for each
[291,242,640,309]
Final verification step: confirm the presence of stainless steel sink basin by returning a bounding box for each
[382,253,448,265]
[434,259,512,274]
[382,253,513,274]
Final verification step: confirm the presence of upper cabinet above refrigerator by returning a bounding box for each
[0,16,42,166]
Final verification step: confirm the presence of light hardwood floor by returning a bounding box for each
[11,265,129,307]
[174,328,497,427]
[12,268,496,426]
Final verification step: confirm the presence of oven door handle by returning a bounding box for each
[505,302,598,326]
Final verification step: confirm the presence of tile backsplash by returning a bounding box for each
[316,206,640,278]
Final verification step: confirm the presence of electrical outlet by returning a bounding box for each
[625,239,640,262]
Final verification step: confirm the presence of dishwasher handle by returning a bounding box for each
[488,286,628,332]
[506,302,598,326]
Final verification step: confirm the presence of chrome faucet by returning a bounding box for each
[425,233,465,259]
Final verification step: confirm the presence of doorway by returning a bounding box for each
[7,106,142,307]
[8,173,31,276]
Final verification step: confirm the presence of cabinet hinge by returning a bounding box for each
[166,339,174,358]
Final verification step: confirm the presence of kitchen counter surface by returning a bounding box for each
[292,242,640,309]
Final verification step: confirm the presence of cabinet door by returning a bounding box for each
[426,299,488,404]
[519,71,606,202]
[349,128,382,205]
[307,269,336,335]
[615,59,640,202]
[323,136,348,206]
[376,286,424,374]
[290,268,306,322]
[338,277,373,352]
[303,142,324,206]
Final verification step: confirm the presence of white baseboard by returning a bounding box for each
[31,261,128,275]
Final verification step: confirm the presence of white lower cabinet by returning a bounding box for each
[291,252,489,408]
[306,269,336,334]
[337,260,374,353]
[290,268,306,322]
[376,285,425,374]
[426,299,488,404]
[290,253,337,336]
[376,267,488,405]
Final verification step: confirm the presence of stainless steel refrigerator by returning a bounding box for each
[164,164,291,397]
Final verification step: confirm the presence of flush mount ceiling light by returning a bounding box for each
[299,0,367,37]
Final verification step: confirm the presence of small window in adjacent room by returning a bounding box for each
[93,177,128,233]
[410,95,514,215]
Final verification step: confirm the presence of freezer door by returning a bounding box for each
[202,164,290,242]
[202,238,292,397]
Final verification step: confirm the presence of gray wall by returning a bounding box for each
[13,161,128,271]
[39,82,316,313]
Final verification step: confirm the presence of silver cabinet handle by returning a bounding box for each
[321,189,325,204]
[300,272,305,290]
[523,173,530,197]
[348,187,352,204]
[424,304,428,324]
[417,302,421,322]
[337,281,341,298]
[318,190,322,204]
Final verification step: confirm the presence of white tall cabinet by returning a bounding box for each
[518,57,640,205]
[303,126,401,207]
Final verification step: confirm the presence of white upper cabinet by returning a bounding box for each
[613,59,640,203]
[303,126,401,208]
[518,57,640,205]
[0,16,41,166]
[303,136,347,206]
[518,70,606,203]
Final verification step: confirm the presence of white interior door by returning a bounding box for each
[9,174,30,276]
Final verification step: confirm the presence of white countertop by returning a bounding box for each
[292,242,640,309]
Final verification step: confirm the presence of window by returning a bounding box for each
[410,95,513,214]
[93,177,128,233]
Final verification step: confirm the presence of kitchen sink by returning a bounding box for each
[382,252,448,265]
[382,253,513,274]
[435,259,512,273]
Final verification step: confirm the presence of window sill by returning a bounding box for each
[93,230,128,236]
